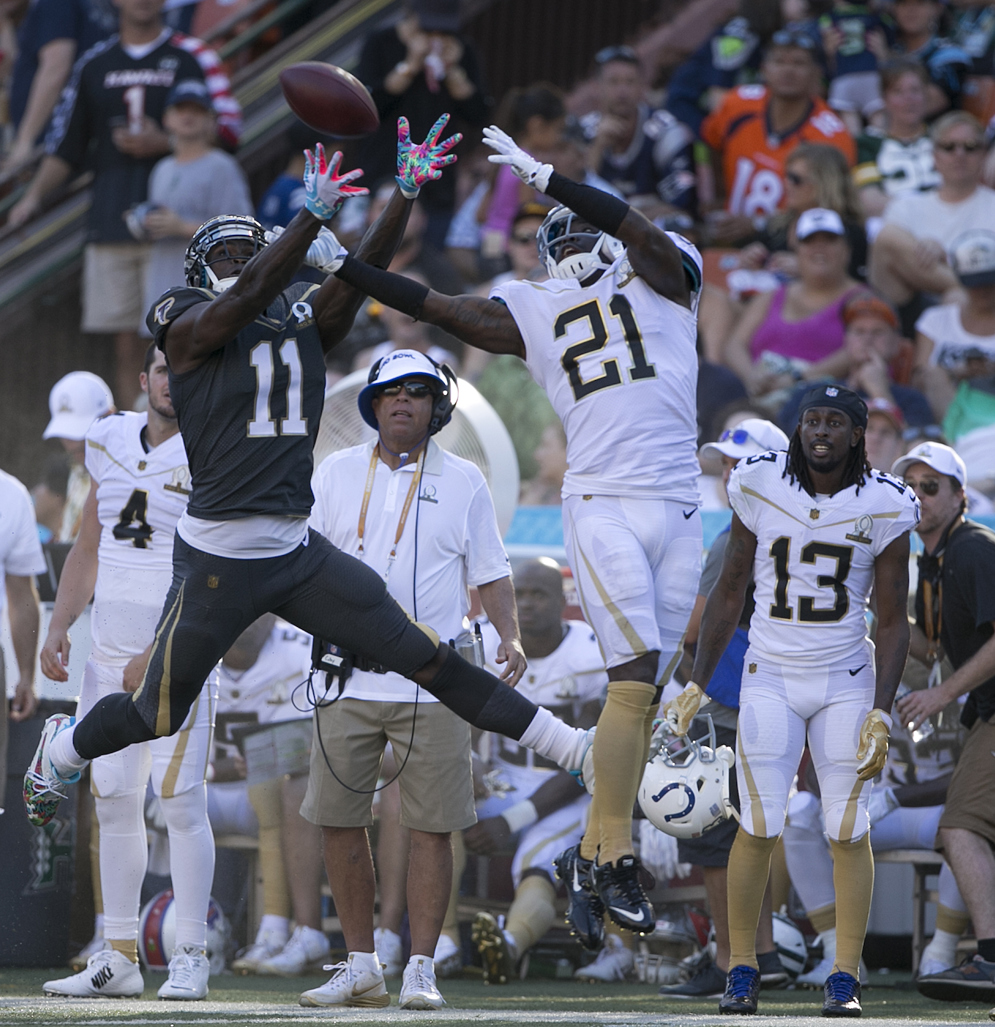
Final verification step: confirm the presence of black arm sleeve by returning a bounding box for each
[543,171,630,238]
[334,256,430,319]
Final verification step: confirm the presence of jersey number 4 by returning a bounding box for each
[558,295,655,401]
[248,339,308,437]
[769,537,853,623]
[113,489,153,548]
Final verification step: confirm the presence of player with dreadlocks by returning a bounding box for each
[662,384,920,1017]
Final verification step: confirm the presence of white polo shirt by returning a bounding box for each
[0,469,46,623]
[309,439,510,703]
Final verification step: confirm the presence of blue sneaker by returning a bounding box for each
[719,964,761,1014]
[23,714,79,827]
[823,970,861,1017]
[553,844,604,951]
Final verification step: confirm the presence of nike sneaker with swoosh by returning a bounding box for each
[593,854,655,934]
[553,844,605,950]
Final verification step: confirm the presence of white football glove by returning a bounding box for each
[866,784,900,826]
[663,682,710,738]
[264,225,348,275]
[638,818,691,882]
[482,124,553,192]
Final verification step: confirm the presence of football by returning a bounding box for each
[279,61,379,138]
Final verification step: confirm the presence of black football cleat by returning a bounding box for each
[822,970,862,1017]
[553,844,604,951]
[593,854,655,934]
[719,964,761,1014]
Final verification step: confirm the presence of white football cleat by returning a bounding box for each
[374,926,404,976]
[231,927,287,974]
[158,943,210,1000]
[433,933,462,978]
[43,946,144,998]
[256,925,330,976]
[575,935,635,982]
[399,955,446,1009]
[299,954,390,1007]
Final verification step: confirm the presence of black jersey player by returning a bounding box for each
[25,125,589,829]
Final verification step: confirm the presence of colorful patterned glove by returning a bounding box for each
[663,682,710,738]
[263,224,348,274]
[395,114,462,199]
[303,143,367,221]
[856,708,892,781]
[482,124,553,192]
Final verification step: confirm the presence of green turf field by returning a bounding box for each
[0,969,992,1025]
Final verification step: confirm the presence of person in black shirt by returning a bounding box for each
[894,442,995,999]
[24,133,589,851]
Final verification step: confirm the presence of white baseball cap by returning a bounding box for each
[700,418,790,460]
[43,371,114,440]
[891,442,966,487]
[796,207,846,241]
[357,349,451,431]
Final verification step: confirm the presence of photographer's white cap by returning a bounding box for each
[796,207,846,241]
[700,418,790,460]
[892,442,966,487]
[43,371,114,441]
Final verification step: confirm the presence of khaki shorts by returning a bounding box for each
[82,242,152,333]
[301,698,475,833]
[937,716,995,850]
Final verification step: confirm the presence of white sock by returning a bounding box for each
[407,953,435,969]
[503,930,519,961]
[820,928,837,965]
[160,785,214,950]
[518,707,588,771]
[96,790,148,946]
[94,913,105,937]
[922,928,959,967]
[50,724,89,778]
[258,914,289,943]
[350,950,380,973]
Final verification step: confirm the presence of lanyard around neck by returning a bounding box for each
[357,444,425,583]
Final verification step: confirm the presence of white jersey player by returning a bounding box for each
[38,348,216,1001]
[331,123,706,939]
[671,385,919,1017]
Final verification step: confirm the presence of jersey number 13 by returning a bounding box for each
[769,537,854,623]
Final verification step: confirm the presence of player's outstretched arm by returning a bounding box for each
[481,125,691,307]
[870,532,911,715]
[333,257,526,356]
[690,513,757,690]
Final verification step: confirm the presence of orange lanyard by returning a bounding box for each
[357,445,424,583]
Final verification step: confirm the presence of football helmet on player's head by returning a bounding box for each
[537,205,622,281]
[184,215,268,291]
[637,716,737,839]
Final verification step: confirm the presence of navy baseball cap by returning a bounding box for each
[166,79,212,110]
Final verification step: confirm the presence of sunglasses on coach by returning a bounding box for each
[378,381,435,398]
[903,478,941,496]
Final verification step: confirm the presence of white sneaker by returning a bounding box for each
[231,928,288,974]
[919,938,958,978]
[434,933,462,978]
[69,928,106,973]
[299,954,390,1008]
[400,955,446,1009]
[374,926,404,976]
[797,955,868,988]
[23,714,80,827]
[575,937,635,981]
[256,925,330,976]
[44,946,144,998]
[158,943,210,1000]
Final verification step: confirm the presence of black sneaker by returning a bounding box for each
[553,844,604,951]
[822,970,861,1017]
[757,949,789,990]
[659,959,727,998]
[593,855,655,934]
[719,964,760,1014]
[917,955,995,1002]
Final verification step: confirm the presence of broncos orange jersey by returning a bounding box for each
[702,85,856,217]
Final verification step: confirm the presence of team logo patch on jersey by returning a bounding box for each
[153,297,175,327]
[163,466,192,495]
[419,484,438,504]
[291,301,314,325]
[846,514,874,544]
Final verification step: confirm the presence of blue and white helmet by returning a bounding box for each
[184,215,267,291]
[536,205,623,281]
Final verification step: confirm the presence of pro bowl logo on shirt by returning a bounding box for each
[419,483,438,504]
[153,297,175,327]
[846,514,873,544]
[164,466,192,495]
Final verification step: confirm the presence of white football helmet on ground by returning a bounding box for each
[637,716,737,839]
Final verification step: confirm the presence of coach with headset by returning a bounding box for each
[301,349,525,1010]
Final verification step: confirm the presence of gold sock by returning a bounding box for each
[441,832,467,943]
[109,938,138,963]
[727,828,779,970]
[769,836,791,914]
[936,904,970,936]
[505,873,557,957]
[592,680,657,864]
[249,780,291,918]
[829,833,873,978]
[809,902,837,936]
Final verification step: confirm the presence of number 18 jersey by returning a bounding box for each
[727,451,919,667]
[85,411,191,667]
[491,254,700,503]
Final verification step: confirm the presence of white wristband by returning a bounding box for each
[875,709,894,731]
[500,799,538,834]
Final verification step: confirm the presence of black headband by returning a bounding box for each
[797,384,868,429]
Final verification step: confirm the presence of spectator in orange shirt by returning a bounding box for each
[701,28,856,246]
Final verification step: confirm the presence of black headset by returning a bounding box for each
[367,353,458,435]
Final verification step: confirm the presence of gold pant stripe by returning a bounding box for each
[160,689,199,798]
[837,777,866,843]
[737,744,767,838]
[155,581,186,737]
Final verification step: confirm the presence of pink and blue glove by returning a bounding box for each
[395,113,462,199]
[303,143,367,221]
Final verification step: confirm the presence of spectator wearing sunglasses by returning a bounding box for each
[700,30,855,247]
[871,111,995,312]
[893,441,995,1001]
